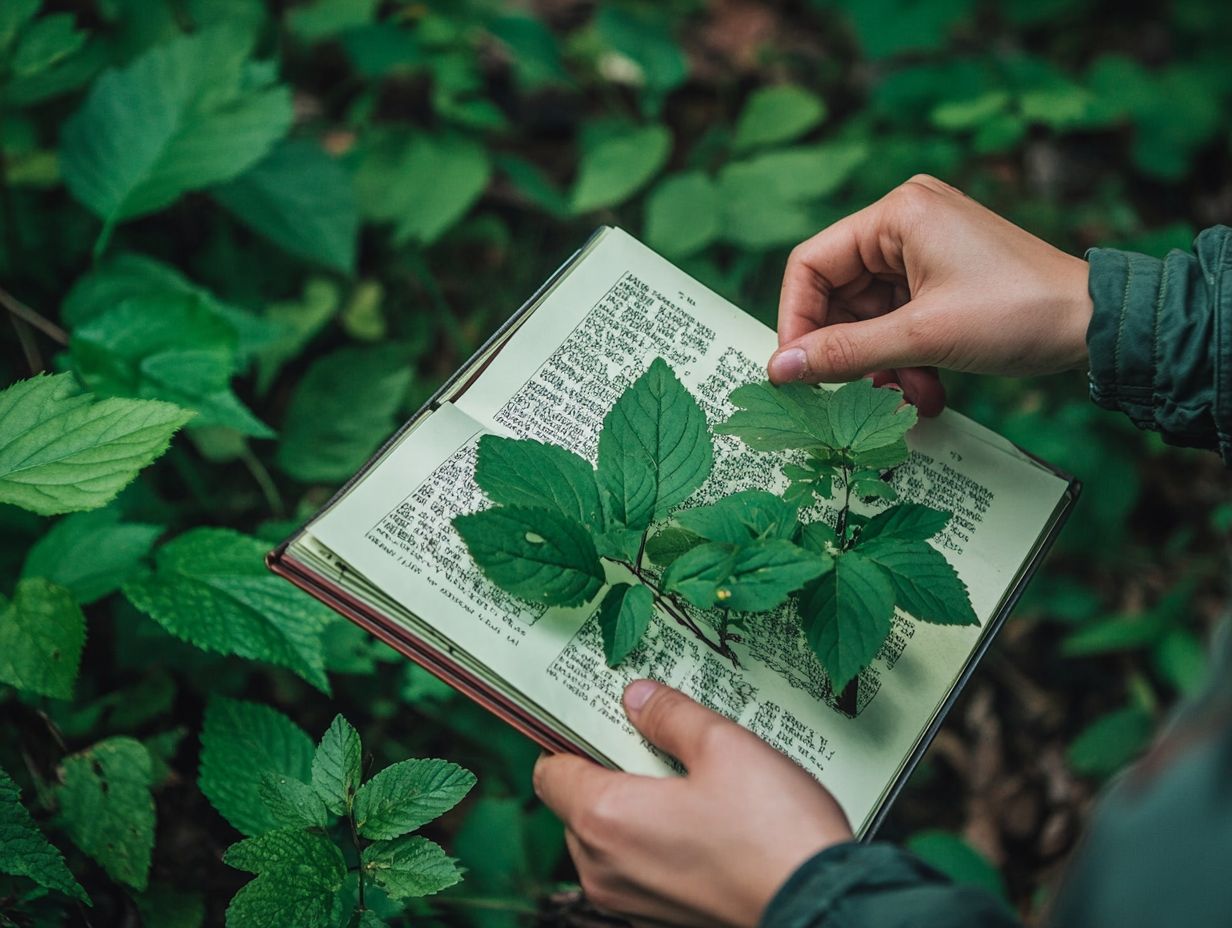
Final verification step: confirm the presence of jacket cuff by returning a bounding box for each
[1085,227,1232,463]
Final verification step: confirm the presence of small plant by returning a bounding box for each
[455,358,977,699]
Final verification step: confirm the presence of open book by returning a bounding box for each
[269,227,1077,838]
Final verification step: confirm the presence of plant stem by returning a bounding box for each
[836,463,853,547]
[239,445,286,518]
[0,286,69,346]
[349,811,366,912]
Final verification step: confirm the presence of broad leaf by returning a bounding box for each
[799,551,896,692]
[716,381,833,450]
[311,715,362,815]
[0,763,88,903]
[57,737,155,891]
[353,759,476,840]
[60,27,292,229]
[644,526,704,568]
[453,506,605,607]
[361,835,462,899]
[258,773,331,829]
[22,508,162,604]
[275,345,412,483]
[254,279,340,394]
[124,528,336,691]
[475,435,603,527]
[827,379,917,457]
[660,542,735,608]
[674,489,797,544]
[223,829,346,928]
[287,0,380,41]
[858,503,951,545]
[1067,705,1154,779]
[905,831,1008,902]
[644,171,721,257]
[663,539,827,612]
[596,582,655,666]
[0,373,191,515]
[861,539,978,625]
[571,124,672,213]
[11,13,86,79]
[733,85,827,151]
[596,358,713,530]
[198,696,315,837]
[0,579,85,700]
[213,139,358,274]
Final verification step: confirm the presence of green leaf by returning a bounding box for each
[828,379,918,458]
[198,696,315,837]
[643,171,721,257]
[593,7,687,112]
[857,503,951,545]
[0,373,192,515]
[254,279,340,394]
[596,358,713,530]
[60,27,293,229]
[70,292,272,438]
[716,381,833,451]
[799,551,896,692]
[0,763,88,903]
[474,435,603,527]
[286,0,379,41]
[353,759,476,840]
[594,526,644,562]
[22,508,162,604]
[799,521,839,554]
[0,0,39,54]
[674,489,798,544]
[353,130,491,244]
[596,582,655,666]
[733,85,827,151]
[0,578,86,700]
[571,124,672,213]
[664,539,827,612]
[453,506,605,607]
[311,715,362,816]
[860,539,978,625]
[223,829,346,928]
[11,13,86,78]
[660,542,735,608]
[275,345,412,483]
[1067,706,1154,779]
[213,139,358,274]
[258,773,331,829]
[361,835,462,899]
[57,737,155,891]
[125,528,335,690]
[134,883,204,928]
[905,831,1008,902]
[644,525,704,568]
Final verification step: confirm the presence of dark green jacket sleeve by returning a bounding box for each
[1085,225,1232,462]
[760,842,1020,928]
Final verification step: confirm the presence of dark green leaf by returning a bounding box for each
[361,835,462,899]
[799,551,895,692]
[0,578,86,700]
[857,503,951,545]
[353,759,476,840]
[22,508,162,604]
[905,831,1008,902]
[664,539,827,612]
[861,539,978,625]
[312,715,362,816]
[223,829,346,928]
[11,13,85,78]
[287,0,379,40]
[674,489,797,544]
[134,883,204,928]
[660,542,736,608]
[0,763,88,903]
[596,582,655,666]
[475,435,603,527]
[1067,706,1154,778]
[644,526,704,568]
[258,773,331,829]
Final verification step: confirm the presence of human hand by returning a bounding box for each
[533,679,853,927]
[769,174,1094,415]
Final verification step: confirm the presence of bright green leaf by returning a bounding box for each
[0,373,192,515]
[474,435,603,527]
[644,171,721,257]
[361,835,462,899]
[22,508,162,604]
[0,763,88,903]
[674,489,797,544]
[454,506,605,607]
[254,279,340,395]
[733,85,827,151]
[828,379,918,457]
[57,737,155,891]
[353,758,476,840]
[800,551,896,692]
[905,830,1008,902]
[571,124,672,213]
[716,381,833,451]
[0,578,85,700]
[223,829,346,928]
[596,582,655,666]
[124,528,335,691]
[860,538,978,625]
[311,715,362,815]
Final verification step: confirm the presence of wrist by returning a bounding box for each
[1060,253,1095,371]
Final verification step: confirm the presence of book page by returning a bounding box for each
[310,227,1069,834]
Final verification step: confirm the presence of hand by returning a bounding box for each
[533,680,853,927]
[769,174,1095,416]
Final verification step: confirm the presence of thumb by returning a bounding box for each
[623,679,738,770]
[768,304,939,384]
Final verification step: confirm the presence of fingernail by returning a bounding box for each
[624,679,658,712]
[769,347,807,382]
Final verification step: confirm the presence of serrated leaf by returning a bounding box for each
[22,508,162,604]
[213,139,358,274]
[861,539,978,625]
[571,124,672,213]
[124,528,335,691]
[223,829,346,928]
[660,542,736,608]
[644,171,721,257]
[644,525,704,568]
[258,773,331,829]
[362,835,462,899]
[57,737,155,891]
[198,696,315,837]
[828,379,918,457]
[276,345,412,483]
[799,551,895,692]
[474,435,603,527]
[596,358,712,530]
[312,715,362,815]
[664,539,827,612]
[354,759,476,840]
[733,85,827,151]
[60,27,293,228]
[453,506,605,607]
[596,582,654,666]
[0,579,86,700]
[0,373,192,515]
[858,503,951,544]
[799,520,839,554]
[0,763,88,903]
[70,292,272,438]
[716,381,833,451]
[674,489,797,544]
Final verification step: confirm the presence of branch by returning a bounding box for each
[0,286,68,346]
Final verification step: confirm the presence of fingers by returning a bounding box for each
[777,209,879,346]
[533,752,621,827]
[622,680,738,769]
[893,366,946,417]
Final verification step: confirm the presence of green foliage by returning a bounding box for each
[905,830,1008,902]
[223,829,347,928]
[22,507,162,604]
[733,85,828,152]
[0,763,88,903]
[596,582,655,666]
[0,577,85,699]
[353,759,476,839]
[571,123,672,213]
